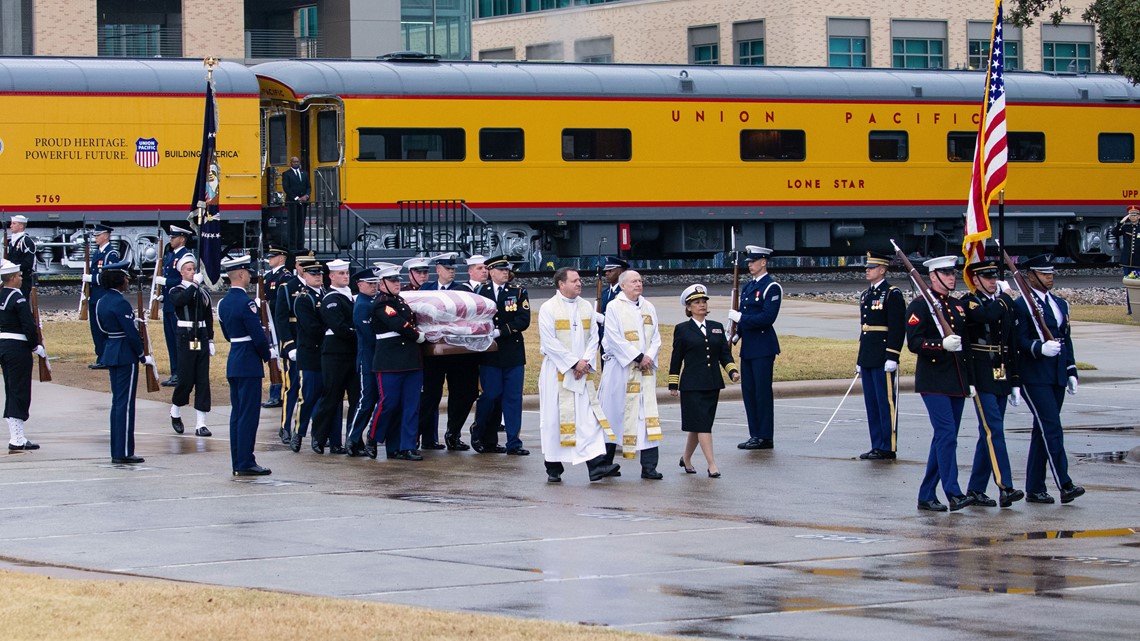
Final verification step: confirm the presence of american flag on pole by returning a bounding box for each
[190,59,222,286]
[963,0,1008,287]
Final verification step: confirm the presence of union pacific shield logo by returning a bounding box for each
[135,137,159,168]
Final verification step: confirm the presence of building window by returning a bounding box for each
[97,0,183,57]
[477,0,524,18]
[268,116,288,166]
[689,25,719,65]
[575,37,613,63]
[733,21,764,66]
[828,18,870,68]
[968,21,1022,70]
[947,131,975,162]
[317,111,339,163]
[0,0,33,55]
[526,41,563,61]
[1098,133,1134,163]
[358,128,466,161]
[479,47,515,60]
[869,131,909,161]
[562,129,631,161]
[891,20,947,69]
[1042,23,1095,73]
[480,128,525,161]
[740,130,806,161]
[1008,131,1045,162]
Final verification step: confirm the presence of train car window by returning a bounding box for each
[1098,133,1134,163]
[947,132,975,162]
[480,128,525,161]
[740,129,806,161]
[268,115,287,166]
[869,131,908,161]
[561,129,632,161]
[357,128,466,161]
[1008,131,1045,162]
[317,111,339,163]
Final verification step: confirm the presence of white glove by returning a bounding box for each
[995,280,1011,295]
[726,309,742,323]
[155,276,167,286]
[269,348,279,360]
[143,355,155,367]
[884,360,898,373]
[416,331,427,344]
[968,385,977,398]
[855,365,861,375]
[941,334,963,352]
[1041,340,1062,357]
[85,273,96,284]
[287,349,297,361]
[594,312,605,326]
[156,295,164,303]
[208,341,216,357]
[193,273,204,285]
[491,328,502,339]
[33,345,47,359]
[1067,376,1078,395]
[1009,387,1022,407]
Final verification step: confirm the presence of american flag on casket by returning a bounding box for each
[403,290,499,353]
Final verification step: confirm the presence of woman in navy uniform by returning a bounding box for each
[668,284,739,477]
[473,256,531,455]
[157,225,193,387]
[369,262,427,460]
[726,245,781,450]
[856,251,906,460]
[905,255,975,512]
[85,224,121,369]
[218,256,274,476]
[167,253,214,437]
[1,259,45,451]
[1014,254,1085,504]
[95,259,150,464]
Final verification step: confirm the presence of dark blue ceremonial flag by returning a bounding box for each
[191,76,222,285]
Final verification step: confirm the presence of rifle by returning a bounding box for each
[727,227,741,344]
[148,216,164,321]
[996,242,1055,342]
[594,238,606,314]
[257,274,283,386]
[29,282,52,382]
[890,239,953,338]
[78,225,90,321]
[136,283,162,393]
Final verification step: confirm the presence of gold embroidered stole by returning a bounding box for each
[611,298,661,457]
[552,298,613,447]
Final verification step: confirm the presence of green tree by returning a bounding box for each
[1010,0,1140,82]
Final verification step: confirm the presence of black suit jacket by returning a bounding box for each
[281,167,310,201]
[668,319,736,391]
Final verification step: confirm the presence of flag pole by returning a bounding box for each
[998,190,1005,280]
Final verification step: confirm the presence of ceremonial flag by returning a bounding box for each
[963,0,1008,289]
[191,60,222,286]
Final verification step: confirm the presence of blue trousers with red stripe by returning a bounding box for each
[370,370,423,454]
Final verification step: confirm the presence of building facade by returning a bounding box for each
[472,0,1099,73]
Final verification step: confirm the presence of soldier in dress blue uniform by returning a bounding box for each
[856,251,906,460]
[260,245,290,408]
[274,250,314,443]
[218,256,274,476]
[6,215,38,297]
[473,256,531,455]
[1115,205,1140,314]
[95,259,150,464]
[1,259,45,451]
[312,259,358,454]
[346,267,381,458]
[417,253,477,451]
[905,255,975,512]
[157,225,193,387]
[290,260,330,453]
[961,259,1025,508]
[167,253,215,437]
[1014,254,1086,505]
[726,245,781,450]
[369,262,427,460]
[85,224,121,370]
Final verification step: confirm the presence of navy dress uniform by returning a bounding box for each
[6,215,37,297]
[962,259,1025,508]
[1,259,42,450]
[167,254,215,437]
[290,261,332,452]
[347,268,380,457]
[597,256,628,355]
[668,285,739,434]
[1115,205,1140,314]
[274,251,314,443]
[218,256,273,476]
[1014,254,1085,504]
[473,256,531,454]
[159,225,193,386]
[857,251,906,459]
[730,245,781,449]
[261,245,290,407]
[905,255,974,512]
[95,260,147,464]
[369,262,426,460]
[86,224,121,368]
[312,259,359,453]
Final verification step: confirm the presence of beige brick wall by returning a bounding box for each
[183,0,245,60]
[34,0,96,56]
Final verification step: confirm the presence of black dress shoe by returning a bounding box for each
[708,469,721,478]
[547,472,561,483]
[261,399,283,408]
[346,442,366,457]
[738,437,762,450]
[394,450,424,461]
[860,449,893,460]
[880,450,897,459]
[506,448,530,456]
[422,442,446,450]
[194,427,212,437]
[171,417,185,434]
[9,441,40,451]
[948,494,976,511]
[445,435,470,451]
[917,499,948,512]
[311,441,325,454]
[1060,484,1086,504]
[477,444,507,454]
[858,449,876,459]
[289,433,302,453]
[999,488,1025,508]
[679,457,696,474]
[112,455,145,464]
[967,490,998,507]
[1026,491,1055,504]
[365,442,378,459]
[233,465,272,477]
[641,468,664,480]
[161,375,179,387]
[88,362,108,370]
[329,445,347,455]
[279,427,292,445]
[589,463,620,481]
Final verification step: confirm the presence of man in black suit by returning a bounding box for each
[472,256,530,455]
[281,156,310,250]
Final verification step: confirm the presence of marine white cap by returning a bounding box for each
[922,255,958,271]
[374,262,401,279]
[403,257,431,271]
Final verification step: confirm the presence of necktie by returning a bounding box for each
[295,168,301,179]
[699,323,706,336]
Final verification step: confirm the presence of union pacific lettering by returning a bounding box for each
[666,107,980,126]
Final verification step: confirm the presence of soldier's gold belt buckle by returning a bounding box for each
[993,365,1006,381]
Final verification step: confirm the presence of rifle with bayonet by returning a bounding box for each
[29,280,52,382]
[890,239,953,338]
[727,227,741,344]
[996,242,1055,343]
[148,214,164,322]
[136,276,162,393]
[78,224,90,321]
[255,240,283,385]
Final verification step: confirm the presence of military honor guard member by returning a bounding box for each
[167,253,215,437]
[274,250,314,443]
[312,259,358,454]
[218,256,274,476]
[95,259,151,464]
[1,259,45,451]
[856,251,906,460]
[461,255,490,446]
[369,262,427,460]
[85,224,121,369]
[290,259,330,453]
[726,245,782,450]
[417,253,477,451]
[472,256,531,455]
[537,268,621,482]
[599,270,664,478]
[596,256,629,348]
[1014,254,1086,504]
[6,215,37,297]
[346,267,381,458]
[157,225,193,387]
[1116,204,1140,314]
[961,259,1025,508]
[668,284,739,478]
[403,256,432,291]
[905,255,975,512]
[260,245,291,408]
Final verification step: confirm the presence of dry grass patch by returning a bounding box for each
[1069,304,1140,326]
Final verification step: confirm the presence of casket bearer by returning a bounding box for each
[472,256,530,455]
[346,267,381,458]
[369,262,426,461]
[418,253,476,451]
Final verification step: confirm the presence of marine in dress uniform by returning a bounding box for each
[260,245,290,408]
[905,255,975,512]
[726,245,781,450]
[402,256,431,292]
[6,215,37,297]
[274,250,314,443]
[668,284,739,478]
[1014,254,1086,504]
[167,253,215,437]
[961,259,1025,508]
[856,251,906,460]
[312,259,359,454]
[218,256,273,476]
[346,267,381,458]
[1,259,43,451]
[369,262,427,460]
[95,260,148,464]
[417,253,476,451]
[1115,205,1140,314]
[158,225,193,387]
[473,256,531,455]
[289,260,331,453]
[85,224,121,369]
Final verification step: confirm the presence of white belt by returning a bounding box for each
[230,336,252,343]
[0,332,28,341]
[375,332,398,339]
[325,329,334,335]
[177,320,207,328]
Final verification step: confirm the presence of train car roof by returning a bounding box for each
[0,57,259,95]
[251,59,1140,104]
